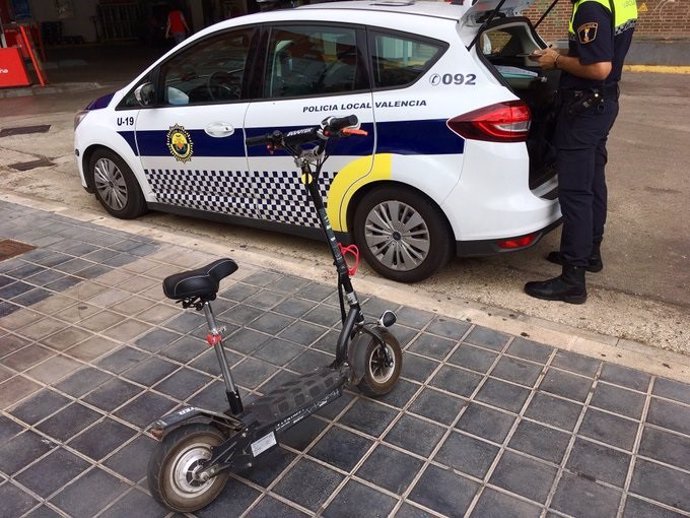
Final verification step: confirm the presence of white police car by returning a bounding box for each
[74,0,560,283]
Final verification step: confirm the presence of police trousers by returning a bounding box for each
[554,88,620,267]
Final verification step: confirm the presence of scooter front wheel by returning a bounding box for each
[147,423,229,513]
[357,330,403,397]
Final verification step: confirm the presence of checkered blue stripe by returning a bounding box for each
[145,169,337,227]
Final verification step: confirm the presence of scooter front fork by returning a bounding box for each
[377,310,397,366]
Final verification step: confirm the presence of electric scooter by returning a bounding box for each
[146,115,403,513]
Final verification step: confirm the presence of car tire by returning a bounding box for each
[88,149,147,219]
[353,186,452,283]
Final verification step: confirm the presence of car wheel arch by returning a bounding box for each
[348,181,456,282]
[82,144,130,191]
[85,146,148,219]
[346,180,455,244]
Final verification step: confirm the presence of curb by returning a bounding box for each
[3,191,690,384]
[0,82,104,99]
[624,64,690,74]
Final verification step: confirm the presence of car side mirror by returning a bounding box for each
[134,82,155,106]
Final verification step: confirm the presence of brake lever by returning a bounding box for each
[341,128,368,136]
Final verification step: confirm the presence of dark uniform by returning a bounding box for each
[558,0,637,267]
[525,0,637,304]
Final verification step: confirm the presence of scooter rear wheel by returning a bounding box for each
[357,330,402,397]
[148,423,229,513]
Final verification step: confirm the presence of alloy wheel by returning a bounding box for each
[363,200,431,272]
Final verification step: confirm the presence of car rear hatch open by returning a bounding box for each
[462,0,560,197]
[461,0,535,30]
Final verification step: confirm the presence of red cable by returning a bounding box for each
[338,243,360,276]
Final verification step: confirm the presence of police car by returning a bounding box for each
[74,0,561,283]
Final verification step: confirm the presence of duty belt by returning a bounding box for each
[561,83,620,100]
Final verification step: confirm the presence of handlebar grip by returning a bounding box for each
[245,134,269,147]
[325,115,358,133]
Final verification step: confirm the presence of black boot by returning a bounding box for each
[546,243,603,273]
[524,265,587,304]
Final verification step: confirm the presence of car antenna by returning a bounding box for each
[534,0,561,29]
[466,0,508,51]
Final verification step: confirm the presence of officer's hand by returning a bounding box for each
[530,48,560,70]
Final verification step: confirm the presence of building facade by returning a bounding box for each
[525,0,689,41]
[1,0,688,49]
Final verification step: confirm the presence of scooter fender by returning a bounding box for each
[348,324,392,385]
[148,406,241,440]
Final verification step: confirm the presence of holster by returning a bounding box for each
[563,90,604,116]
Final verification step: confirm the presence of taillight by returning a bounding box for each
[497,232,538,249]
[447,101,531,142]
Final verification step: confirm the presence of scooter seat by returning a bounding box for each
[163,258,238,301]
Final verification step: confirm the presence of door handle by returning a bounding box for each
[204,122,235,138]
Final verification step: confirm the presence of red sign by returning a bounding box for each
[0,47,31,87]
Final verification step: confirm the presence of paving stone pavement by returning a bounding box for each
[1,199,690,518]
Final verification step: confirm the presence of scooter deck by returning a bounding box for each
[193,366,348,474]
[243,366,347,431]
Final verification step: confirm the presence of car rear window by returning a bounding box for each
[369,29,447,89]
[479,22,539,61]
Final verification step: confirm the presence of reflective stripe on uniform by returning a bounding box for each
[568,0,638,35]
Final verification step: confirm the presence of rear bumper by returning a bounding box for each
[455,217,561,257]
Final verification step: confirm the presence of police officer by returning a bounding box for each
[524,0,638,304]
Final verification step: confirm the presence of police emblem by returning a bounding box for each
[577,22,599,44]
[166,124,193,163]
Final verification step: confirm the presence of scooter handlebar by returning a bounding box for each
[321,115,358,135]
[244,115,363,149]
[245,134,270,147]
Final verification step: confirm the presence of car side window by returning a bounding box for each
[158,27,256,106]
[370,30,446,89]
[264,25,367,98]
